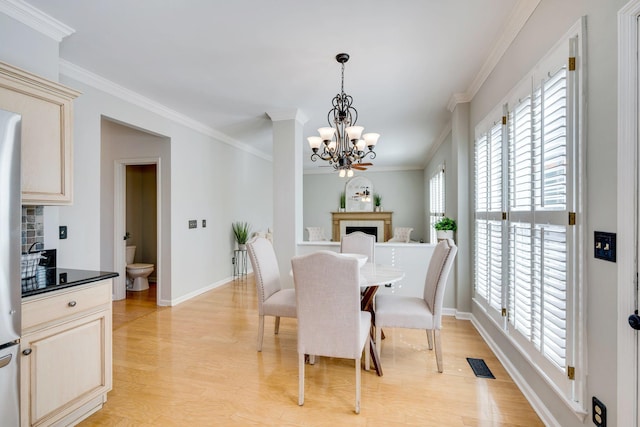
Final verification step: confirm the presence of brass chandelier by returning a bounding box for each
[307,53,380,177]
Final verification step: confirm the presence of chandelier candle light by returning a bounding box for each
[307,53,380,177]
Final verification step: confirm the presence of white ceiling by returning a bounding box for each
[22,0,537,171]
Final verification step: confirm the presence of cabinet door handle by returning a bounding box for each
[68,300,77,307]
[22,349,32,356]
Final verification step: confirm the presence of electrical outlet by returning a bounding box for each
[188,220,197,229]
[59,226,67,239]
[202,219,207,228]
[592,396,606,426]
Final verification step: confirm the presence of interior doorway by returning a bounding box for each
[114,158,162,304]
[125,164,158,291]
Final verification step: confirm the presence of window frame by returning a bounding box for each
[472,18,586,413]
[429,163,446,243]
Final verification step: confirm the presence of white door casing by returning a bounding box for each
[617,2,640,426]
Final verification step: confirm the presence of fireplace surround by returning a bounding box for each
[331,211,392,242]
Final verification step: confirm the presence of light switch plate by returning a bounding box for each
[59,226,67,239]
[188,220,197,229]
[594,231,616,262]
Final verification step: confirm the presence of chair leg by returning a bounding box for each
[434,329,443,373]
[257,315,265,351]
[375,324,382,358]
[426,328,434,350]
[364,336,370,371]
[298,352,305,406]
[355,357,361,414]
[274,316,281,334]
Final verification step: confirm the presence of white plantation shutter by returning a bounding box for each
[429,165,445,243]
[534,225,567,369]
[474,120,505,322]
[474,23,582,405]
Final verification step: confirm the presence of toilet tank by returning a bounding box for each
[126,246,136,264]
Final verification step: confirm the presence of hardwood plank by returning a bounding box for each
[81,278,543,426]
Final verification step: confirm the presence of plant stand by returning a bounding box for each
[233,248,247,279]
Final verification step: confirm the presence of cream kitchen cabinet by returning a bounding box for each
[20,279,112,427]
[0,61,80,205]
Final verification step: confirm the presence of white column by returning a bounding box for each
[267,109,307,288]
[451,102,471,312]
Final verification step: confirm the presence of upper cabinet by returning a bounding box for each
[0,61,80,205]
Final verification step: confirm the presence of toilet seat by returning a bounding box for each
[127,263,154,271]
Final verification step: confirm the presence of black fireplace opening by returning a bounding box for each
[345,226,378,242]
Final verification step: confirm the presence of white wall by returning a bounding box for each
[1,13,273,305]
[65,76,273,303]
[303,169,427,241]
[0,14,59,81]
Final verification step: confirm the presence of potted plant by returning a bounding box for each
[373,193,382,212]
[339,191,346,212]
[232,221,251,250]
[434,217,457,241]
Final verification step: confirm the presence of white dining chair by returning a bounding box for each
[291,250,371,414]
[374,238,457,372]
[246,237,297,351]
[387,227,413,243]
[305,226,328,241]
[341,231,375,263]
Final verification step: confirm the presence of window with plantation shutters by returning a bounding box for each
[473,22,583,407]
[474,121,505,319]
[429,165,445,243]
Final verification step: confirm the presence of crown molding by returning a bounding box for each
[447,0,541,112]
[267,108,308,124]
[59,59,272,162]
[0,0,74,42]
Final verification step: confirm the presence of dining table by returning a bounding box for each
[358,262,405,376]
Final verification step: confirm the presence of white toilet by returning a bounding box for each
[126,246,154,291]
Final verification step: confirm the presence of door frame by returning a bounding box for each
[618,2,640,426]
[113,157,162,303]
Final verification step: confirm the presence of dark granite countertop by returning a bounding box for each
[21,268,118,297]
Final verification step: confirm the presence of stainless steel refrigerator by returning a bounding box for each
[0,108,22,426]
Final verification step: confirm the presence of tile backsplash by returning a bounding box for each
[22,205,44,253]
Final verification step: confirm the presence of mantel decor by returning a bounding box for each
[307,53,380,177]
[345,176,373,212]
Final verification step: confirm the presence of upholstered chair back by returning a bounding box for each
[247,237,282,314]
[423,238,458,329]
[341,231,375,263]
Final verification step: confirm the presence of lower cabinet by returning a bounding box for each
[20,279,112,427]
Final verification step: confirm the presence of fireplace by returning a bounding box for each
[346,226,378,242]
[331,211,393,242]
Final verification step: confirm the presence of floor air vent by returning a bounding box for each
[466,358,495,379]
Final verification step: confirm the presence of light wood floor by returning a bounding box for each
[81,276,543,426]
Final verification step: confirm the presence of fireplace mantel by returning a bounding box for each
[331,211,393,242]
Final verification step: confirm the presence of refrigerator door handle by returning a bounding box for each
[0,352,13,369]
